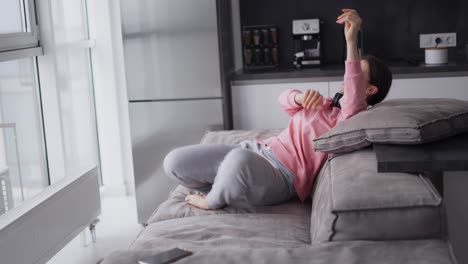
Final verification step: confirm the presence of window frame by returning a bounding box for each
[0,0,40,53]
[0,0,102,262]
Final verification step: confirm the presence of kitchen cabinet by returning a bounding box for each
[329,80,343,97]
[232,82,328,130]
[232,76,468,130]
[386,77,468,100]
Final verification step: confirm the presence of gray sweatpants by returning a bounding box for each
[163,140,296,209]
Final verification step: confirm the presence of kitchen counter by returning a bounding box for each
[232,62,468,85]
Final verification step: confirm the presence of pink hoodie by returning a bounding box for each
[258,61,367,201]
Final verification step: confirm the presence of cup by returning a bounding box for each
[272,47,279,65]
[243,30,252,46]
[253,30,261,46]
[263,48,272,65]
[254,48,263,65]
[262,29,270,46]
[244,48,253,65]
[270,28,278,44]
[466,44,468,62]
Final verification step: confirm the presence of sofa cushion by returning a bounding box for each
[100,240,456,264]
[148,185,310,224]
[310,148,444,243]
[135,214,310,251]
[314,98,468,154]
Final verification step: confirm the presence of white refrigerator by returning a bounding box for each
[120,0,233,223]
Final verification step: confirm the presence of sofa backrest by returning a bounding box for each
[310,148,445,244]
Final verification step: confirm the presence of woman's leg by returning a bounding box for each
[191,148,293,209]
[163,144,238,193]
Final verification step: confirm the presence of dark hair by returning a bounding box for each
[363,54,392,105]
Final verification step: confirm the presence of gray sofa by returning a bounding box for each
[100,129,457,264]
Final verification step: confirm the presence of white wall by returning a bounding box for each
[87,0,135,195]
[110,1,136,195]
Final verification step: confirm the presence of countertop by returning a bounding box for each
[232,61,468,85]
[374,133,468,173]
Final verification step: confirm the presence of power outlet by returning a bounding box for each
[420,33,457,48]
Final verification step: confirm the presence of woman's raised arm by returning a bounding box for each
[336,9,367,120]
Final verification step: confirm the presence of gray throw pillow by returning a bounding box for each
[313,98,468,154]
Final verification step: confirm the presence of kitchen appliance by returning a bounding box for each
[242,25,279,71]
[293,19,322,69]
[120,0,232,224]
[420,33,456,65]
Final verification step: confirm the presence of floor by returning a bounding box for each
[47,190,143,264]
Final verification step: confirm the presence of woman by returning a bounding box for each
[164,9,392,210]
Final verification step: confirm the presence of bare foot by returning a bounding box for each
[185,194,212,210]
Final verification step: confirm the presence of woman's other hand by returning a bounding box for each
[336,9,362,44]
[294,90,324,110]
[336,8,362,61]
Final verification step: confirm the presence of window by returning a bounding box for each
[0,0,100,214]
[0,58,48,214]
[0,0,44,215]
[0,0,39,52]
[0,1,101,262]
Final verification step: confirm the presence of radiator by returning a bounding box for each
[0,167,101,264]
[0,167,13,214]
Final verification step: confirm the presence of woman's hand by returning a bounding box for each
[336,9,362,43]
[294,90,324,110]
[336,8,362,61]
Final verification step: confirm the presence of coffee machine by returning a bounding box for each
[292,19,322,69]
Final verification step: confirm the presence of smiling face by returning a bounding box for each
[339,59,378,101]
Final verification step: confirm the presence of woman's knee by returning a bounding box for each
[164,145,213,188]
[163,147,189,181]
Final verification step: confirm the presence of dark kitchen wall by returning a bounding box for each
[239,0,468,68]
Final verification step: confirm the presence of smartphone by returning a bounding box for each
[332,92,343,109]
[138,248,193,264]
